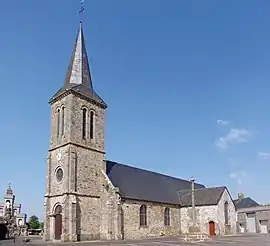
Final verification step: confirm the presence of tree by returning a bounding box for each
[28,215,40,229]
[39,221,44,230]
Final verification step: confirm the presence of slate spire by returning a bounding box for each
[64,22,93,89]
[49,6,107,108]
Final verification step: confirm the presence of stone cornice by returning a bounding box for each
[48,89,71,104]
[49,89,107,109]
[44,192,100,199]
[49,141,106,154]
[122,197,181,208]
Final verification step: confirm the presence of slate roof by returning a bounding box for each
[234,197,260,210]
[49,23,106,108]
[177,186,226,207]
[50,84,106,107]
[106,160,206,205]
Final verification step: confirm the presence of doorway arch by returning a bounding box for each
[209,221,215,236]
[0,224,7,240]
[54,204,62,240]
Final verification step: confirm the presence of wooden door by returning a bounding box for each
[209,221,215,236]
[55,214,62,240]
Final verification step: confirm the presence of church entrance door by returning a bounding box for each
[55,214,62,240]
[0,224,7,240]
[209,221,215,236]
[54,205,63,240]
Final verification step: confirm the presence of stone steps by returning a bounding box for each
[181,233,212,243]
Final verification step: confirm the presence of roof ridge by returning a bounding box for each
[178,186,225,193]
[107,160,205,186]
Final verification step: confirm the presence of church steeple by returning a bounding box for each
[44,3,107,241]
[49,23,106,109]
[64,23,93,89]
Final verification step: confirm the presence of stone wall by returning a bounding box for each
[237,209,270,233]
[180,189,236,236]
[45,90,107,242]
[49,94,105,154]
[121,199,181,239]
[100,169,122,241]
[237,212,246,232]
[216,188,236,235]
[180,205,217,234]
[256,210,270,233]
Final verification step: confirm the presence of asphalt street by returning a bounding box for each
[1,234,270,246]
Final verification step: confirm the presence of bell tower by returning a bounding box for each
[4,183,15,216]
[43,16,107,241]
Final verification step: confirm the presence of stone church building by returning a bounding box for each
[43,21,236,242]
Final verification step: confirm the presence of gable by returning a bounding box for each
[106,160,205,205]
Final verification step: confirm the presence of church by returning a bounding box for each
[0,184,27,227]
[43,20,237,242]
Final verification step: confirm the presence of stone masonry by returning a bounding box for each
[181,189,236,235]
[237,205,270,233]
[44,92,107,241]
[121,200,181,239]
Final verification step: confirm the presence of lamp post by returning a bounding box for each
[190,176,196,227]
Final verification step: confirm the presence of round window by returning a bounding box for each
[55,168,63,182]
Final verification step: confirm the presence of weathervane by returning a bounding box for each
[79,0,85,23]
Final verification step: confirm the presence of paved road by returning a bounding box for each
[1,234,270,246]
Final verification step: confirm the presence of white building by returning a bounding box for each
[0,184,27,226]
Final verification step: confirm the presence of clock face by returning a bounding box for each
[57,152,62,161]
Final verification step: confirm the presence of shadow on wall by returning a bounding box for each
[120,207,124,240]
[76,197,81,241]
[0,224,7,240]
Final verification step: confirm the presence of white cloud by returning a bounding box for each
[258,152,270,160]
[217,119,230,126]
[215,128,250,149]
[229,170,247,185]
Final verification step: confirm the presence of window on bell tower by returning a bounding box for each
[82,108,87,139]
[56,108,60,137]
[90,110,94,140]
[61,106,65,136]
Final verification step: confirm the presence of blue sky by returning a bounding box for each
[1,0,270,220]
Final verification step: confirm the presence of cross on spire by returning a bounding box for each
[79,0,85,23]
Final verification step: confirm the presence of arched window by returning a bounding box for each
[139,204,147,226]
[90,111,94,140]
[82,108,87,139]
[61,107,65,136]
[54,204,62,215]
[224,201,229,225]
[56,108,60,137]
[164,207,170,226]
[6,200,10,209]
